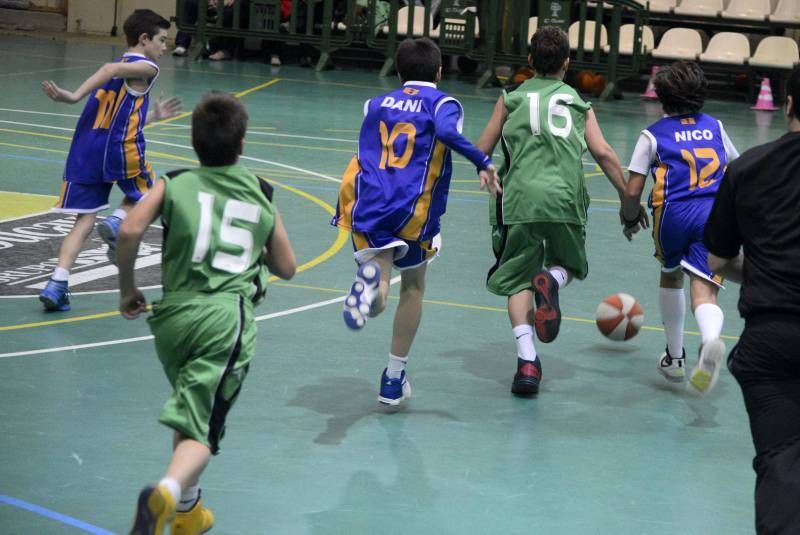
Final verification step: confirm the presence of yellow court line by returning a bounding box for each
[0,128,71,141]
[147,131,355,155]
[146,78,282,129]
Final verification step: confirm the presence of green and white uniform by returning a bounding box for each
[148,163,275,454]
[487,77,592,296]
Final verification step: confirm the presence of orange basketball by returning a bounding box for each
[595,293,644,341]
[576,70,594,92]
[589,73,607,95]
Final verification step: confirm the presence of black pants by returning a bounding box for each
[176,0,250,53]
[728,314,800,535]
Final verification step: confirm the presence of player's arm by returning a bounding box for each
[42,61,158,104]
[584,109,626,200]
[117,178,166,319]
[434,100,502,196]
[476,95,506,156]
[262,209,296,280]
[621,172,647,240]
[704,169,743,283]
[708,252,744,284]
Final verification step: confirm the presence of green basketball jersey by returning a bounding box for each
[491,76,592,225]
[160,163,276,304]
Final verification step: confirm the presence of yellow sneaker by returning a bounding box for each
[129,485,177,535]
[171,500,215,535]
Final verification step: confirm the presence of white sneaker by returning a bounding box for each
[342,261,380,330]
[657,347,686,383]
[172,46,187,57]
[270,54,281,66]
[689,339,726,395]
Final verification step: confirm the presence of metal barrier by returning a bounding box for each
[175,0,647,98]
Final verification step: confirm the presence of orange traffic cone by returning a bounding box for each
[752,77,778,111]
[641,65,660,100]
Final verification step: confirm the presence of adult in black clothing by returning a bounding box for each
[704,65,800,535]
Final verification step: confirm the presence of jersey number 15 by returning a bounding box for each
[192,191,261,274]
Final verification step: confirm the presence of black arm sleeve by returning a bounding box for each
[704,170,741,259]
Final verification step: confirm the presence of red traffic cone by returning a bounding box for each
[752,77,778,111]
[641,65,660,100]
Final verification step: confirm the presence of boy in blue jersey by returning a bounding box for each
[622,61,739,394]
[331,37,501,406]
[38,9,181,312]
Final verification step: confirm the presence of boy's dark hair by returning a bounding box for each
[396,38,441,83]
[123,9,170,47]
[654,61,708,115]
[530,27,570,76]
[192,92,248,167]
[788,65,800,120]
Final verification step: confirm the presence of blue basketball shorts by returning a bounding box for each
[651,198,722,286]
[53,175,153,213]
[351,230,440,271]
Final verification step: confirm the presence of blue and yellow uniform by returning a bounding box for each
[54,53,159,213]
[332,81,491,269]
[629,113,738,283]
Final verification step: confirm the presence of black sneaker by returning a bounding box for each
[511,357,542,396]
[531,270,561,343]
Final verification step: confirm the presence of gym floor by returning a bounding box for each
[0,32,786,534]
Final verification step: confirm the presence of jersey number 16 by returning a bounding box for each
[527,92,575,138]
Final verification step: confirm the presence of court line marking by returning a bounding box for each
[0,494,114,535]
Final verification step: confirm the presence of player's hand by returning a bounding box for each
[152,95,182,122]
[119,289,147,319]
[636,205,650,229]
[41,80,78,104]
[479,164,502,197]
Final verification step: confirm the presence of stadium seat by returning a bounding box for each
[604,24,655,55]
[651,28,703,60]
[749,36,800,69]
[698,32,750,64]
[633,0,677,14]
[528,17,538,43]
[769,0,800,24]
[720,0,770,21]
[673,0,723,17]
[568,21,608,51]
[382,6,437,38]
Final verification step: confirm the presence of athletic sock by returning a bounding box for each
[158,477,181,504]
[52,267,69,282]
[659,287,686,359]
[513,324,537,362]
[111,208,127,221]
[695,302,724,345]
[177,485,200,513]
[547,265,571,289]
[386,354,408,379]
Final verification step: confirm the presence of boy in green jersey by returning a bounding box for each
[116,92,296,534]
[476,27,648,396]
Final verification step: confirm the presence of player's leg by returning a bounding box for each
[534,223,587,343]
[487,223,545,395]
[343,232,399,329]
[653,203,690,382]
[40,182,112,311]
[377,262,426,405]
[101,176,151,264]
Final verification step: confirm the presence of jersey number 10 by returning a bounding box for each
[192,191,261,274]
[527,92,575,138]
[379,121,417,169]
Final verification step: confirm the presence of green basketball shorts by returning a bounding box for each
[147,292,256,455]
[486,222,588,296]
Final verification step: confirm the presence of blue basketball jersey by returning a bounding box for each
[644,113,728,207]
[333,82,463,241]
[64,53,159,184]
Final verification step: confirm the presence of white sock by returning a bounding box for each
[177,485,200,512]
[52,267,69,282]
[386,354,407,379]
[548,266,571,289]
[513,324,537,362]
[159,477,181,504]
[695,303,724,345]
[659,287,686,359]
[112,208,127,221]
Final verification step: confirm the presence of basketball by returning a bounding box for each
[595,293,644,341]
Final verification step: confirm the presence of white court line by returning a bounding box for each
[24,254,162,290]
[0,119,343,184]
[0,108,79,119]
[0,275,401,359]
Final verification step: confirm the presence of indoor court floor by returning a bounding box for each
[0,32,788,534]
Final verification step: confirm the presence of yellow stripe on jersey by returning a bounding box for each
[55,181,68,208]
[652,204,665,265]
[124,96,144,177]
[135,175,149,194]
[652,163,667,207]
[399,141,446,240]
[336,155,361,230]
[351,231,370,252]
